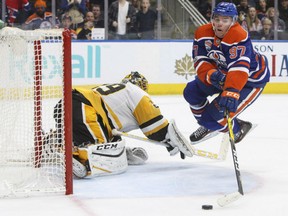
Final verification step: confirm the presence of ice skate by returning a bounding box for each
[189,126,219,145]
[234,119,253,143]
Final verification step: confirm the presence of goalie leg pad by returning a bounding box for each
[126,147,148,165]
[167,119,194,157]
[76,138,128,178]
[72,157,88,178]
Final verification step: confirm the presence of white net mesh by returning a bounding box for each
[0,27,70,197]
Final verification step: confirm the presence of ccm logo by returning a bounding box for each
[96,143,118,150]
[224,91,240,99]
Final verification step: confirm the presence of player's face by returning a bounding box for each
[212,15,233,38]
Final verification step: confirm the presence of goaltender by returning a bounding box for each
[53,72,193,178]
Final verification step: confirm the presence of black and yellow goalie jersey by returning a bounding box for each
[92,82,169,141]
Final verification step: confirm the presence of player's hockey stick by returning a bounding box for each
[217,111,244,207]
[112,129,229,161]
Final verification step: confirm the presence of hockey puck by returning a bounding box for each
[202,205,213,210]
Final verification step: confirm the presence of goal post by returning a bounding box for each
[0,27,73,197]
[63,29,73,195]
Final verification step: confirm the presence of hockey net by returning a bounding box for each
[0,27,72,197]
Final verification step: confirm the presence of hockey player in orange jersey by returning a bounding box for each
[53,72,193,178]
[183,2,270,144]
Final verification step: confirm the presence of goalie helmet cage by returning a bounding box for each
[0,27,73,197]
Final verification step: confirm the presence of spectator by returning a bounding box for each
[131,0,140,13]
[135,0,157,39]
[76,11,95,33]
[108,0,137,39]
[87,1,104,10]
[259,17,274,40]
[279,0,288,31]
[61,0,87,29]
[236,0,251,15]
[77,21,94,40]
[22,0,60,30]
[266,7,286,31]
[238,10,248,31]
[234,0,256,7]
[246,6,263,34]
[6,0,31,27]
[91,4,104,28]
[60,15,78,39]
[256,0,268,20]
[198,0,212,22]
[85,11,95,23]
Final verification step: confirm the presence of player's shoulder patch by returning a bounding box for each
[222,23,248,45]
[194,23,214,41]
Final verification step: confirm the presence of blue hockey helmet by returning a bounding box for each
[212,2,238,21]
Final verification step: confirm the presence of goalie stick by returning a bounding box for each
[217,112,244,207]
[112,129,229,161]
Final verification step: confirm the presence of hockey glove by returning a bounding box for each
[219,89,240,113]
[206,69,226,90]
[126,147,148,165]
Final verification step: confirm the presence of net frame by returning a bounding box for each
[0,27,73,197]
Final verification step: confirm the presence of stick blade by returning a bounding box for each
[217,133,230,160]
[217,191,242,207]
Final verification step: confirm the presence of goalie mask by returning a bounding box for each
[121,71,148,92]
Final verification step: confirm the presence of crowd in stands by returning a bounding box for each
[0,0,287,40]
[0,0,159,40]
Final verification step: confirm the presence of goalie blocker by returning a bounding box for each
[72,137,148,178]
[164,119,194,157]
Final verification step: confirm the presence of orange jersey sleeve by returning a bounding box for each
[193,23,217,85]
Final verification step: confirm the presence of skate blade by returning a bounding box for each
[190,131,220,145]
[190,124,257,145]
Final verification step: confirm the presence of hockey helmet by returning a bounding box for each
[212,2,238,22]
[122,71,148,92]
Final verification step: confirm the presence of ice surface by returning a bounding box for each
[1,94,287,216]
